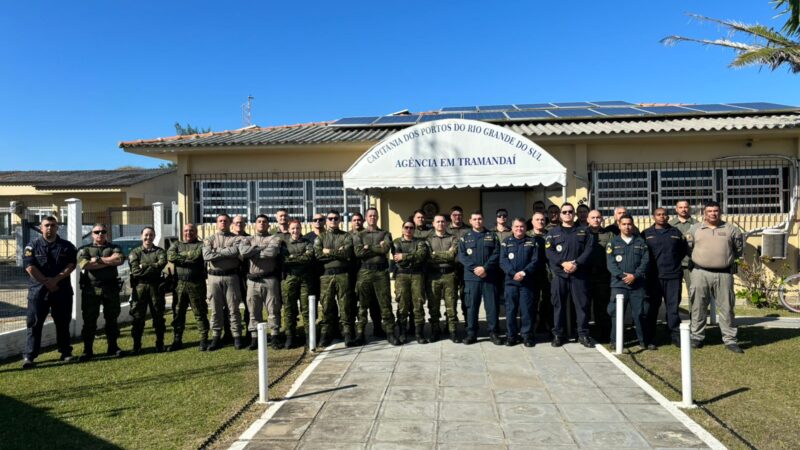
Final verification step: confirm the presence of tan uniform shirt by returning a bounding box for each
[687,221,744,270]
[239,232,284,276]
[203,231,242,273]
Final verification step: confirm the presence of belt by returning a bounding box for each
[362,263,388,271]
[89,279,119,287]
[695,265,732,274]
[177,274,204,282]
[284,268,308,276]
[396,269,423,275]
[428,266,455,275]
[208,269,238,276]
[247,271,278,281]
[323,267,348,275]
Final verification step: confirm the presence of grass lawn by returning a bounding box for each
[0,316,310,450]
[617,326,800,450]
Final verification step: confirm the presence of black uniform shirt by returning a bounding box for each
[458,229,500,282]
[545,225,595,278]
[24,236,78,296]
[642,224,687,280]
[499,235,539,287]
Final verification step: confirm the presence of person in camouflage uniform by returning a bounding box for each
[393,219,430,344]
[77,224,126,361]
[353,207,399,346]
[167,223,209,351]
[314,210,355,347]
[493,208,513,308]
[587,209,614,343]
[240,214,286,350]
[348,212,383,339]
[281,219,315,348]
[304,213,326,335]
[448,206,470,323]
[426,214,461,342]
[128,227,168,354]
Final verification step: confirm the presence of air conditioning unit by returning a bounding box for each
[761,228,787,260]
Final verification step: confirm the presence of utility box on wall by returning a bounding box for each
[761,228,787,260]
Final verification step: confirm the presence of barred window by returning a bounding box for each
[191,173,366,223]
[0,211,10,236]
[590,160,791,217]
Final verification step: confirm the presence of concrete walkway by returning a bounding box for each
[231,337,721,450]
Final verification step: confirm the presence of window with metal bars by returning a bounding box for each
[589,160,791,217]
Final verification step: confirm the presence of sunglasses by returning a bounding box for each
[93,230,107,235]
[403,226,414,230]
[313,218,325,223]
[561,210,575,214]
[497,214,507,218]
[327,217,340,221]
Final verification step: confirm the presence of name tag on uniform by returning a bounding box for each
[556,244,563,252]
[508,252,515,260]
[615,255,623,262]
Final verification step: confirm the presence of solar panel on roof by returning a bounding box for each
[728,102,797,111]
[547,108,603,118]
[593,107,652,117]
[441,106,478,112]
[462,112,507,121]
[506,110,554,120]
[419,113,462,122]
[332,116,380,126]
[373,115,421,125]
[683,104,749,113]
[636,106,695,115]
[515,103,554,110]
[551,102,594,108]
[590,101,635,106]
[477,105,516,111]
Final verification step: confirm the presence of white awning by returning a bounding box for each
[342,119,566,190]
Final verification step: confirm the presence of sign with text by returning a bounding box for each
[343,119,566,190]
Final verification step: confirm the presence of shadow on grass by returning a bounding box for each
[0,394,123,450]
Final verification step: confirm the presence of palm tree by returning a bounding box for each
[661,1,800,73]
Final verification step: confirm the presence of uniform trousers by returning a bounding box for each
[550,275,590,338]
[608,287,648,345]
[646,277,682,341]
[208,274,242,338]
[246,277,281,335]
[464,279,498,337]
[504,284,535,337]
[26,290,72,359]
[690,269,737,344]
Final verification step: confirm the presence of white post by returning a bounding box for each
[308,295,317,351]
[66,198,83,337]
[170,201,179,237]
[152,202,164,248]
[614,293,624,355]
[257,322,269,403]
[679,322,694,408]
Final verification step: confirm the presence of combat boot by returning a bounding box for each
[234,337,245,350]
[132,339,142,356]
[168,334,183,352]
[208,336,222,351]
[79,337,94,362]
[355,332,366,346]
[107,339,125,358]
[397,322,408,344]
[155,333,165,353]
[249,338,258,351]
[450,326,462,344]
[320,333,332,348]
[284,334,294,349]
[131,327,143,355]
[344,332,355,347]
[387,332,401,346]
[415,325,429,344]
[270,334,284,350]
[430,324,441,342]
[199,336,209,351]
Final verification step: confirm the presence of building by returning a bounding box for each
[121,101,800,275]
[0,168,176,259]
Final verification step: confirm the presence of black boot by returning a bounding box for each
[270,334,284,350]
[397,321,408,344]
[155,332,165,353]
[430,324,441,342]
[208,336,222,351]
[107,338,125,358]
[344,332,355,347]
[320,333,332,348]
[168,334,183,352]
[387,331,401,346]
[284,334,294,349]
[249,338,258,350]
[355,332,366,346]
[234,337,245,350]
[450,327,462,344]
[79,337,94,362]
[199,336,209,351]
[415,325,429,344]
[131,326,143,355]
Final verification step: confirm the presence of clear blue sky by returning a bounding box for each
[1,1,798,170]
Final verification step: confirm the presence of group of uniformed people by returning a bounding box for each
[20,197,746,368]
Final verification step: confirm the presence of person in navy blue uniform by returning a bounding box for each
[607,214,652,350]
[22,216,78,369]
[544,203,595,348]
[642,207,687,347]
[458,210,502,345]
[500,217,539,347]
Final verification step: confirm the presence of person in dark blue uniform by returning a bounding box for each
[607,214,652,350]
[500,217,539,347]
[545,203,595,348]
[22,216,78,369]
[458,210,502,345]
[642,207,687,347]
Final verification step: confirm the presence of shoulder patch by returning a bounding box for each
[544,241,551,248]
[24,246,33,257]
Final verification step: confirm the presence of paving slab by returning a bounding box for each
[232,336,718,449]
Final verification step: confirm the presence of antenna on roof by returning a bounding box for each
[242,95,254,127]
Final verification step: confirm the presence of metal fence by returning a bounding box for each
[589,158,793,232]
